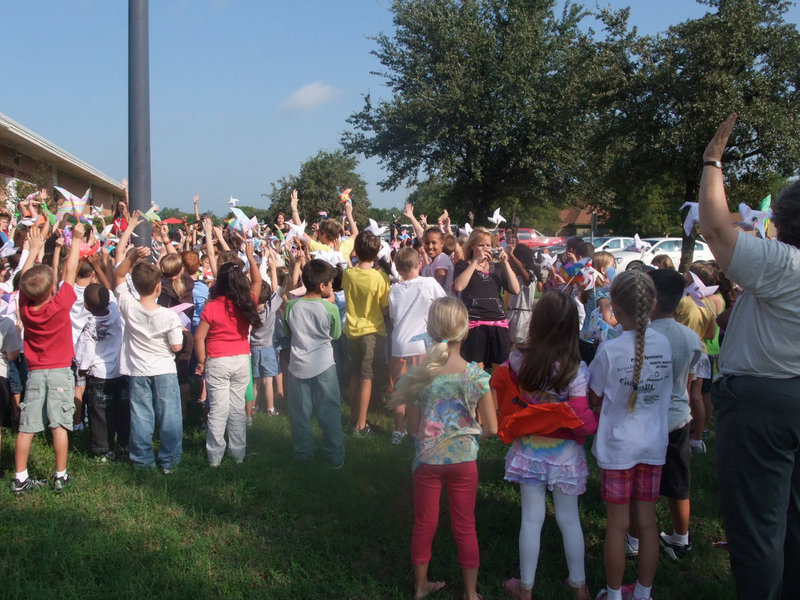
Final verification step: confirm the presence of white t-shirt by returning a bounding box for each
[70,283,89,348]
[0,315,22,378]
[650,318,702,432]
[389,276,446,357]
[115,281,183,377]
[720,232,800,378]
[75,303,124,379]
[421,253,454,296]
[589,328,673,470]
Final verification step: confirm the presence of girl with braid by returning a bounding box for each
[588,271,673,600]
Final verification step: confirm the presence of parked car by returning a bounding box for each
[582,236,635,253]
[612,237,715,271]
[516,228,564,248]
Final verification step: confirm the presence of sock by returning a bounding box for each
[605,586,622,600]
[55,470,67,479]
[633,581,652,600]
[626,533,640,551]
[671,530,690,546]
[15,469,29,482]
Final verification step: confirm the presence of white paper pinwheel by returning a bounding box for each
[142,202,161,223]
[685,271,719,308]
[228,196,239,207]
[0,240,17,258]
[538,252,557,269]
[734,203,771,239]
[54,186,90,220]
[458,223,473,237]
[366,218,387,237]
[488,208,506,228]
[312,247,348,267]
[283,220,307,248]
[633,234,651,252]
[90,205,104,217]
[680,202,699,237]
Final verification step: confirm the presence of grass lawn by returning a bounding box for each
[0,402,732,600]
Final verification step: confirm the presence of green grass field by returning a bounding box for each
[0,403,732,600]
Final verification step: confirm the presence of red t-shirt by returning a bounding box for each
[20,282,77,370]
[200,296,252,358]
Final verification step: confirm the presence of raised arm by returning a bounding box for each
[193,194,201,222]
[245,241,262,299]
[402,203,425,240]
[115,246,150,286]
[116,210,142,264]
[212,225,230,252]
[202,217,218,277]
[344,201,358,237]
[498,248,521,295]
[699,113,739,272]
[20,228,46,276]
[62,222,86,286]
[290,189,302,226]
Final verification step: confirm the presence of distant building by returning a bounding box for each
[0,111,123,215]
[558,206,608,237]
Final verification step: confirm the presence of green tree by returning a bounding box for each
[342,0,596,224]
[587,0,800,269]
[263,150,371,227]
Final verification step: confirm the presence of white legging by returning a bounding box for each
[519,483,586,591]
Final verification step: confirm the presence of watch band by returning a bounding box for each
[703,160,722,169]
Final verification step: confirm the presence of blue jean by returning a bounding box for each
[287,365,344,465]
[128,374,183,469]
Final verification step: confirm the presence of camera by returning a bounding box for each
[491,248,501,259]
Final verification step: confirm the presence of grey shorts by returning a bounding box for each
[19,367,75,432]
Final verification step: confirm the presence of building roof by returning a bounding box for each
[0,111,122,193]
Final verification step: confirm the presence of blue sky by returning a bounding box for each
[2,0,798,215]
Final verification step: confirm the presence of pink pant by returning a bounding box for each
[411,461,480,568]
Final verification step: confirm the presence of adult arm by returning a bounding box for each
[290,189,302,226]
[245,241,262,299]
[698,113,739,272]
[498,248,521,295]
[453,259,481,293]
[61,222,85,286]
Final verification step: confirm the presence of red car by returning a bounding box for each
[513,228,564,248]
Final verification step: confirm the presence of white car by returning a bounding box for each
[583,236,635,253]
[612,237,715,271]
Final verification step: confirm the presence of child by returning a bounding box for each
[421,227,454,295]
[115,247,186,474]
[579,251,619,363]
[506,239,540,346]
[250,248,281,417]
[391,297,497,600]
[589,271,673,600]
[497,290,596,600]
[343,230,390,437]
[75,283,128,461]
[283,259,344,467]
[388,247,446,444]
[12,224,83,494]
[194,244,262,466]
[631,269,701,561]
[0,312,22,479]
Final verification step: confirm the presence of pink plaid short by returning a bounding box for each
[601,464,663,504]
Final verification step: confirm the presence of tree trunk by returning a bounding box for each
[678,178,698,273]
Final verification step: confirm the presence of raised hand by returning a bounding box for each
[704,113,738,162]
[403,202,414,219]
[290,189,299,211]
[127,210,142,230]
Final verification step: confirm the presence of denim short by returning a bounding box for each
[251,346,279,377]
[19,367,75,432]
[8,354,27,395]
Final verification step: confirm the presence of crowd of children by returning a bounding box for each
[0,185,736,600]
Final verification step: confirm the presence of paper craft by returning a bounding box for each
[458,223,473,237]
[538,252,557,269]
[488,208,506,228]
[228,196,239,207]
[318,211,328,218]
[170,303,193,313]
[142,202,161,223]
[311,247,347,267]
[680,202,699,237]
[0,240,17,258]
[54,186,90,220]
[25,191,40,202]
[283,220,307,247]
[685,271,719,308]
[90,205,104,217]
[366,218,387,237]
[734,202,771,239]
[633,233,651,252]
[339,188,352,204]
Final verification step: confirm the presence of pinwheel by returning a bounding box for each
[734,202,771,239]
[685,271,719,308]
[680,202,699,237]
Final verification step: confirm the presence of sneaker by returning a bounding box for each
[93,454,109,464]
[391,430,407,445]
[53,474,71,493]
[659,531,692,560]
[11,477,47,496]
[620,583,649,600]
[72,422,84,432]
[625,533,639,557]
[690,440,707,454]
[266,408,280,417]
[246,416,253,427]
[162,467,175,475]
[352,424,374,438]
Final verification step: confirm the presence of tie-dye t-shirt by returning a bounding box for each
[503,351,590,495]
[412,362,490,472]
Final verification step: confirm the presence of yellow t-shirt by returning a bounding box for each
[674,295,714,354]
[343,266,390,338]
[308,237,355,263]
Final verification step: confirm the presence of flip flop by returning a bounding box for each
[502,578,527,600]
[415,581,446,599]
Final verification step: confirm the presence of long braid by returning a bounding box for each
[627,275,652,412]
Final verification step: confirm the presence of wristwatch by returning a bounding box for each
[703,160,722,169]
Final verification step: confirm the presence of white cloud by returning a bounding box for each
[281,82,343,112]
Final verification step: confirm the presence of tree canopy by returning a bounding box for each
[263,150,371,226]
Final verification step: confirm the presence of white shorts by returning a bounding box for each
[695,354,712,380]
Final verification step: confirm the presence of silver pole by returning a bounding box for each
[129,0,152,244]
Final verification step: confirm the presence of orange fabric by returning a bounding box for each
[491,365,583,444]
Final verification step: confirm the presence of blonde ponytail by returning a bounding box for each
[390,297,469,408]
